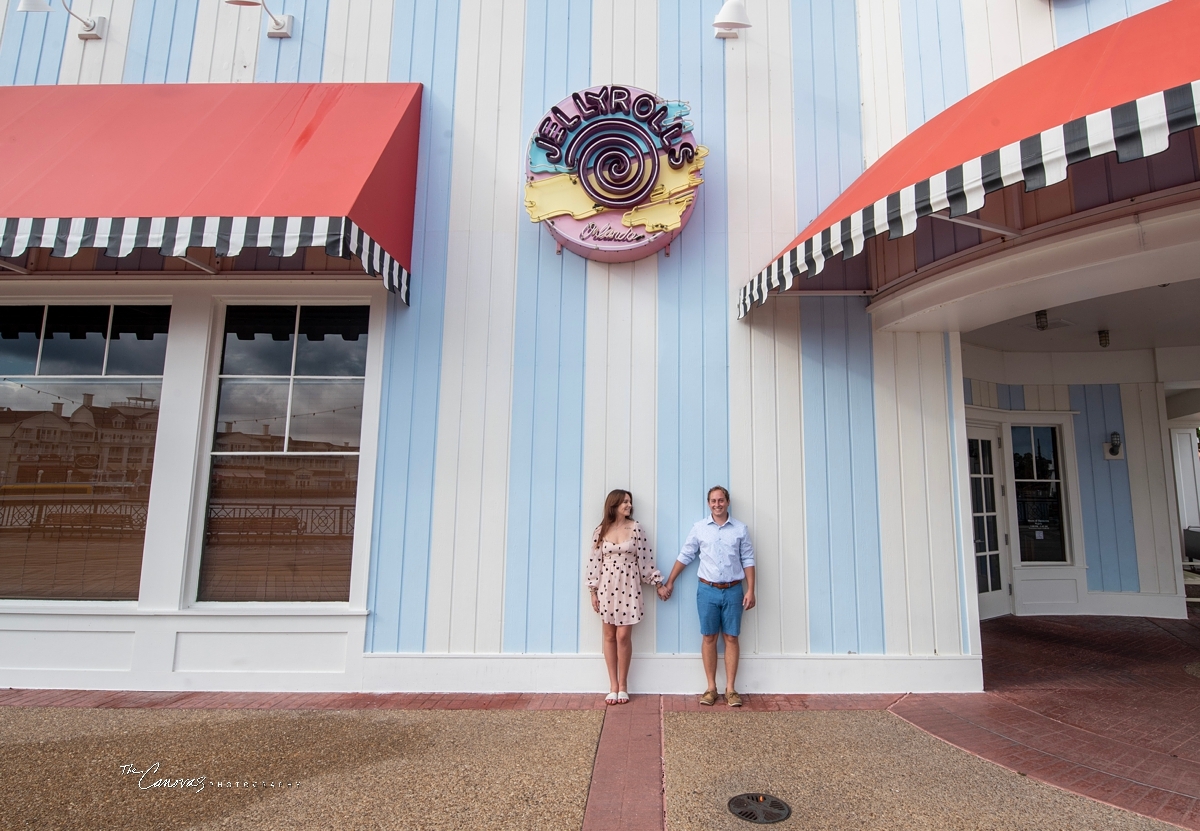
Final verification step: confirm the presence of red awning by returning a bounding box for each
[0,83,422,301]
[739,0,1200,317]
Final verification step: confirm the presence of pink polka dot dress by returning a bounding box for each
[586,522,662,626]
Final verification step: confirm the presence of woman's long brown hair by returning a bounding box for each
[596,489,632,548]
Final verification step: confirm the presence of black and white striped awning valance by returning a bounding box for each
[0,215,411,303]
[737,80,1200,319]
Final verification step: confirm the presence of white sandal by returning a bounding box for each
[616,691,630,704]
[604,692,619,705]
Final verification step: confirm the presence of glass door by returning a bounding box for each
[968,426,1012,619]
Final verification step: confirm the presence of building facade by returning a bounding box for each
[0,0,1194,694]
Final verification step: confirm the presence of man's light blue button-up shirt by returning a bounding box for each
[677,515,754,583]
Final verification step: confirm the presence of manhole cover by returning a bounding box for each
[728,793,791,824]
[1185,662,1200,679]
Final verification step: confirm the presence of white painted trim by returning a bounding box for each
[361,653,983,694]
[1018,591,1186,619]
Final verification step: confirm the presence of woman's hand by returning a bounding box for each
[657,584,672,601]
[590,592,600,613]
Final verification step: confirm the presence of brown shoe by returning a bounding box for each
[725,690,743,707]
[699,689,719,706]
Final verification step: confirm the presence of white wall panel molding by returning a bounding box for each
[580,0,659,658]
[960,343,1160,386]
[189,1,260,83]
[856,0,907,167]
[363,652,983,693]
[961,0,1054,93]
[321,0,392,82]
[0,611,368,691]
[57,0,132,84]
[424,0,525,655]
[726,0,804,656]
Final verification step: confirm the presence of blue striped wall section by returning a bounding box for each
[502,0,591,654]
[124,0,199,84]
[793,0,862,228]
[1052,0,1169,47]
[802,297,884,654]
[366,0,462,653]
[656,0,730,655]
[254,0,328,83]
[0,2,69,85]
[1070,384,1139,592]
[897,0,968,131]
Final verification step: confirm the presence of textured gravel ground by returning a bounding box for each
[664,710,1174,831]
[0,707,603,830]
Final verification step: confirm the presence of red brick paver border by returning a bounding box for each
[582,694,666,831]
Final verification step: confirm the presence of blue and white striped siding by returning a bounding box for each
[424,0,527,654]
[502,0,592,654]
[802,298,884,654]
[254,0,327,83]
[0,0,69,85]
[656,0,731,655]
[898,0,968,131]
[1052,0,1169,47]
[581,0,660,659]
[1071,384,1140,593]
[963,379,1072,411]
[365,0,463,653]
[124,0,199,83]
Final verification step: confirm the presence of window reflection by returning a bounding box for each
[0,381,162,599]
[39,306,110,376]
[220,306,296,376]
[1012,425,1067,563]
[0,307,43,375]
[107,306,171,376]
[213,379,289,452]
[288,380,364,451]
[295,306,369,377]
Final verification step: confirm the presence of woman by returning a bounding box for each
[586,489,663,704]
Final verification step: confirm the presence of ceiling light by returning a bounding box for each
[713,0,751,38]
[1035,310,1048,331]
[224,0,293,38]
[1098,329,1110,348]
[18,0,105,39]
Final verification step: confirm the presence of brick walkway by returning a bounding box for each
[3,612,1198,829]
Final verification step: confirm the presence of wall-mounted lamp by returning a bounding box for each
[1104,431,1124,459]
[713,0,752,38]
[1098,329,1110,348]
[1035,309,1048,331]
[17,0,105,40]
[224,0,293,38]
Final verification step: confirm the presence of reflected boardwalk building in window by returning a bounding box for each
[0,0,1196,694]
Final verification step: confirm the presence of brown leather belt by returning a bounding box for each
[700,578,742,590]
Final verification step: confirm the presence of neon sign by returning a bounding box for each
[524,85,706,262]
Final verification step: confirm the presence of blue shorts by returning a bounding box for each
[697,580,744,637]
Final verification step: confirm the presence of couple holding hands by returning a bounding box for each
[586,486,755,707]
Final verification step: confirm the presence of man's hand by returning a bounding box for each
[657,584,672,601]
[742,590,756,611]
[590,592,600,613]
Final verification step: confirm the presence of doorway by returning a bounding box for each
[968,425,1013,619]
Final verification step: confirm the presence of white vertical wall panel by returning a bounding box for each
[581,0,658,658]
[425,0,526,654]
[726,0,803,656]
[189,2,261,83]
[322,0,393,82]
[1122,383,1181,595]
[875,332,964,655]
[856,0,907,167]
[961,0,1054,93]
[57,0,132,84]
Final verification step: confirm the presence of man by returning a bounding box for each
[658,486,755,706]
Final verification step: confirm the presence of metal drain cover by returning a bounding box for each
[1185,662,1200,679]
[728,793,791,824]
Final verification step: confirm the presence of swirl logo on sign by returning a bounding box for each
[524,85,707,263]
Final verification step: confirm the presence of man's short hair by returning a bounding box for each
[707,485,730,502]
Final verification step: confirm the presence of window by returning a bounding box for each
[197,305,368,602]
[1011,425,1068,562]
[0,304,171,599]
[969,437,1002,592]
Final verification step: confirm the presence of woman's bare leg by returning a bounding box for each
[616,625,633,692]
[602,622,619,693]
